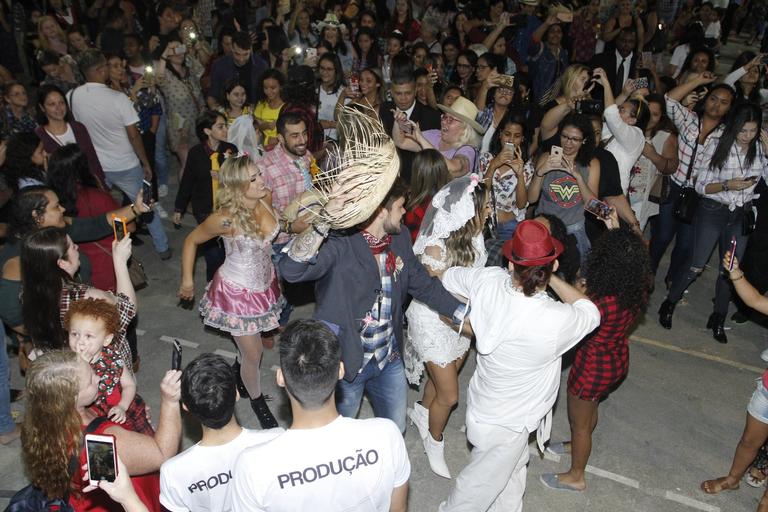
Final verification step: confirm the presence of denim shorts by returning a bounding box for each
[747,379,768,424]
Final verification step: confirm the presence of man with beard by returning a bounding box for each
[277,179,467,433]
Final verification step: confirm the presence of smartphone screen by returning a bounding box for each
[585,198,612,219]
[142,179,153,203]
[728,236,737,271]
[86,435,117,484]
[112,216,127,241]
[171,339,182,370]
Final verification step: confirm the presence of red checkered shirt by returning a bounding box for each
[260,144,312,244]
[665,95,723,187]
[567,295,639,400]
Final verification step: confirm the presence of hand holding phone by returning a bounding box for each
[585,198,613,219]
[112,215,127,241]
[142,179,153,204]
[727,236,737,271]
[85,434,117,485]
[171,339,182,370]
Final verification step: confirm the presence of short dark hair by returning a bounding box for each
[383,177,409,209]
[232,31,252,51]
[276,110,306,136]
[195,109,224,142]
[391,68,415,86]
[279,320,341,409]
[181,353,237,429]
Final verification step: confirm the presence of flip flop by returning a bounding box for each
[539,473,584,492]
[546,442,570,456]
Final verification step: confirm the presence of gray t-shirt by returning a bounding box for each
[535,162,590,228]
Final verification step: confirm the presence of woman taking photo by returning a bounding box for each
[480,112,533,240]
[22,350,182,510]
[629,94,679,231]
[155,36,205,173]
[542,224,650,492]
[406,174,489,479]
[473,53,506,111]
[529,15,570,103]
[336,68,384,118]
[35,84,106,190]
[661,103,768,344]
[393,96,485,177]
[539,64,594,150]
[178,155,285,429]
[528,113,600,264]
[21,225,137,367]
[724,52,768,106]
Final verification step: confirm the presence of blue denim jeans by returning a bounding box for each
[667,198,749,316]
[0,327,14,434]
[567,222,591,269]
[336,355,408,433]
[495,218,518,241]
[649,181,695,279]
[106,165,169,253]
[154,103,169,187]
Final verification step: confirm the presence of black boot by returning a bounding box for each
[231,360,250,399]
[707,313,728,344]
[658,300,676,329]
[250,394,279,429]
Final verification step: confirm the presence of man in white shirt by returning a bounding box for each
[232,320,410,512]
[160,354,283,512]
[68,49,171,259]
[438,221,601,512]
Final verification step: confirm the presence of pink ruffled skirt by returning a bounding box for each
[199,273,285,336]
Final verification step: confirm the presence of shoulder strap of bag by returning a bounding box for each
[684,120,701,185]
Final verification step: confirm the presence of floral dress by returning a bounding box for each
[156,56,205,151]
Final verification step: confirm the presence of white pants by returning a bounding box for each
[439,420,530,512]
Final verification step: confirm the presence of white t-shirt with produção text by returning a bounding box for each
[160,427,283,512]
[232,416,410,512]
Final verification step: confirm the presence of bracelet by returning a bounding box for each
[130,203,139,216]
[722,180,730,192]
[730,271,744,281]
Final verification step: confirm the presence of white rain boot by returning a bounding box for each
[407,401,429,440]
[423,432,451,479]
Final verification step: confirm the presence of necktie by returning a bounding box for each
[615,57,626,94]
[210,152,220,209]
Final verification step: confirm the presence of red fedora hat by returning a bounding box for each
[502,220,564,266]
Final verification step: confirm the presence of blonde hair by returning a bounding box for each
[541,63,590,105]
[37,16,66,52]
[21,351,84,499]
[216,155,262,238]
[444,183,488,267]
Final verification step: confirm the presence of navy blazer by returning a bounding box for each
[278,228,462,381]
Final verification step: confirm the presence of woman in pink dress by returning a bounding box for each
[178,154,285,429]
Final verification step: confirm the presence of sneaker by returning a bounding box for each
[154,203,169,219]
[159,247,173,260]
[158,184,168,198]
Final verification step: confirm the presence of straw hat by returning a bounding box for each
[317,13,341,31]
[437,96,486,135]
[520,0,540,6]
[502,220,564,266]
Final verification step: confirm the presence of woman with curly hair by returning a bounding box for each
[541,221,650,492]
[21,350,182,510]
[178,155,285,429]
[405,174,490,479]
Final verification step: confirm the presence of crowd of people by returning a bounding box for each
[0,0,768,510]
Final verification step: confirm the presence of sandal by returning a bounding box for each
[745,468,767,488]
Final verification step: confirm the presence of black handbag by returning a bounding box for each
[674,135,700,224]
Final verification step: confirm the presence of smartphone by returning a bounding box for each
[425,63,433,73]
[551,145,563,159]
[171,339,182,370]
[174,45,187,55]
[142,179,153,203]
[349,74,360,94]
[85,434,117,485]
[305,48,317,60]
[728,236,737,271]
[112,215,127,241]
[584,198,613,219]
[505,142,515,153]
[642,51,652,67]
[556,11,573,22]
[634,77,649,89]
[497,74,515,89]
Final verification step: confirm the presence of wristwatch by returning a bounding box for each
[722,181,730,191]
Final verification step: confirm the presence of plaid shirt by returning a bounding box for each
[567,295,638,400]
[261,144,313,244]
[665,95,724,187]
[60,283,137,373]
[360,253,395,371]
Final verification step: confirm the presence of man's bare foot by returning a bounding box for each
[0,425,20,445]
[700,476,740,494]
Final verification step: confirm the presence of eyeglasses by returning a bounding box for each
[456,63,473,69]
[476,64,489,69]
[442,114,462,124]
[560,133,584,143]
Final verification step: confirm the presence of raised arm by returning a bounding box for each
[667,71,716,102]
[540,101,573,142]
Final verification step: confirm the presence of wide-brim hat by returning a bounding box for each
[520,0,539,5]
[437,96,486,135]
[317,13,341,31]
[502,220,564,266]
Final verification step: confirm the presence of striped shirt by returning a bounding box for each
[665,95,724,186]
[695,143,768,210]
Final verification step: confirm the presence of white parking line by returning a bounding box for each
[214,349,237,359]
[664,491,720,512]
[136,329,145,336]
[159,335,199,348]
[585,465,640,489]
[630,334,763,374]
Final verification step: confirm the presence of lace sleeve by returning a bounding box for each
[419,243,448,272]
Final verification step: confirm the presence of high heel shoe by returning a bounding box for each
[231,360,250,399]
[423,432,451,479]
[707,313,728,344]
[250,394,279,429]
[407,401,429,440]
[658,299,676,329]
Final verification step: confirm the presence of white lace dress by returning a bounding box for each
[404,234,487,385]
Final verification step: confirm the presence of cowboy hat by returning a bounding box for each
[502,220,564,266]
[437,96,486,135]
[316,13,341,31]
